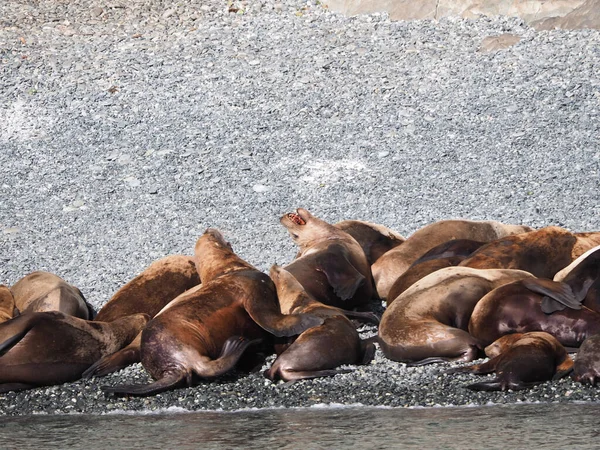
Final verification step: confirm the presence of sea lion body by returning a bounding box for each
[469,279,600,347]
[95,255,200,322]
[282,209,373,309]
[372,220,532,300]
[0,311,148,393]
[334,220,405,265]
[450,332,573,391]
[0,285,15,323]
[460,227,600,279]
[101,229,323,396]
[10,271,93,319]
[378,267,534,364]
[264,266,375,382]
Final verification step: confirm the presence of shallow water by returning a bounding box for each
[2,403,600,449]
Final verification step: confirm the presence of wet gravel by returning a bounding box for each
[1,0,599,415]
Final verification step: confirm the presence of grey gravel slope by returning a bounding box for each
[0,0,599,415]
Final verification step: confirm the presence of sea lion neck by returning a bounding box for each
[270,267,314,314]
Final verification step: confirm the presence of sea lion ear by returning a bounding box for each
[521,278,582,314]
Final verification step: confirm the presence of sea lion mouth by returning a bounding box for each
[287,212,306,225]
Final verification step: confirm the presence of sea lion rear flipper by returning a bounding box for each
[277,368,353,382]
[194,336,261,378]
[314,250,365,301]
[82,333,142,379]
[245,298,324,337]
[521,279,582,313]
[102,372,186,397]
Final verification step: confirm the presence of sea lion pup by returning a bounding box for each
[94,255,201,322]
[334,220,405,265]
[571,334,600,385]
[448,332,573,391]
[371,219,532,300]
[378,267,534,365]
[264,265,375,382]
[386,239,486,303]
[460,226,600,279]
[0,311,148,393]
[468,278,600,348]
[101,229,323,396]
[281,208,374,309]
[0,286,15,323]
[10,271,95,319]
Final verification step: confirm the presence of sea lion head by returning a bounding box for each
[484,333,524,358]
[199,228,234,252]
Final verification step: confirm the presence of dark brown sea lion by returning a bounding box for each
[571,334,600,385]
[460,227,600,279]
[10,271,94,319]
[371,220,532,300]
[0,311,148,393]
[387,239,486,303]
[449,332,573,391]
[94,255,201,322]
[334,220,405,265]
[469,278,600,347]
[378,267,534,365]
[264,265,375,382]
[101,229,323,396]
[0,285,15,323]
[281,208,374,309]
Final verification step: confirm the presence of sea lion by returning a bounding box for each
[469,278,600,347]
[0,286,15,323]
[94,254,201,322]
[101,229,323,396]
[571,334,600,385]
[0,311,148,393]
[460,226,600,279]
[281,208,374,309]
[371,219,532,300]
[378,267,534,365]
[449,332,573,391]
[10,271,94,319]
[386,239,486,303]
[334,220,405,265]
[264,265,375,382]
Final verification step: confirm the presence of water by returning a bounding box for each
[2,403,600,449]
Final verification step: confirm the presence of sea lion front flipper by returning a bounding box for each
[359,339,376,365]
[245,298,324,337]
[82,332,142,379]
[0,314,38,356]
[521,278,582,312]
[103,372,186,397]
[277,368,353,382]
[314,249,365,301]
[446,358,497,375]
[553,356,575,380]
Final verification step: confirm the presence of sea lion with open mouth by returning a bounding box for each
[264,265,376,382]
[100,229,323,396]
[281,208,374,309]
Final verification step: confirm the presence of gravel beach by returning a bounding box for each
[1,0,599,415]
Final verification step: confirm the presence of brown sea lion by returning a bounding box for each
[101,229,323,396]
[468,278,600,347]
[10,271,94,319]
[448,332,573,391]
[334,220,405,265]
[571,334,600,385]
[264,265,375,382]
[460,226,600,279]
[387,239,486,303]
[281,209,374,309]
[94,255,201,322]
[378,267,534,365]
[0,311,148,393]
[372,219,532,300]
[0,285,15,323]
